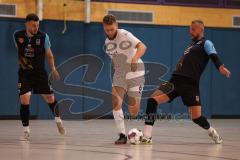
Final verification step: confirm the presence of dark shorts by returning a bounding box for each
[18,70,53,95]
[159,75,201,106]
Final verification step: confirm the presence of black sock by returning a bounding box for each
[48,101,60,117]
[145,98,158,126]
[193,116,210,130]
[20,104,30,127]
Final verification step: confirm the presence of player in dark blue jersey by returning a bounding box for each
[13,13,66,140]
[142,20,231,144]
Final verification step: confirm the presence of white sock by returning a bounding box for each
[113,109,126,135]
[144,125,153,138]
[55,117,62,123]
[23,126,30,133]
[208,126,214,133]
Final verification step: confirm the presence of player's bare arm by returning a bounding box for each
[219,64,231,78]
[131,42,147,72]
[45,48,60,80]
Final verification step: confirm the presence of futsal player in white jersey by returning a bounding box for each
[103,14,147,144]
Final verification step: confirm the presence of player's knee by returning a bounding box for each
[150,94,164,105]
[20,99,30,105]
[129,107,139,118]
[45,95,55,103]
[112,99,122,110]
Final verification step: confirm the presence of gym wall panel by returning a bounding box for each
[81,23,112,118]
[0,19,239,119]
[37,20,86,119]
[211,29,240,116]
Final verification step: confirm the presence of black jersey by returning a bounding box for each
[173,38,220,82]
[13,30,50,73]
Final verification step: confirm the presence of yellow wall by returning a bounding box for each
[0,0,37,18]
[1,0,240,28]
[42,0,85,21]
[91,2,240,28]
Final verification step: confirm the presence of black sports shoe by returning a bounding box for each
[115,133,127,145]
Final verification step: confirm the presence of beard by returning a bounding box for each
[192,35,201,41]
[107,31,118,40]
[30,30,38,35]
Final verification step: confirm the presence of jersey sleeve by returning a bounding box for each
[205,40,223,69]
[204,40,217,55]
[125,31,141,48]
[44,34,51,49]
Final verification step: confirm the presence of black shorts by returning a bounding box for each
[18,70,53,95]
[159,75,201,106]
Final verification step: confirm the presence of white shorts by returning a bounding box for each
[112,74,145,98]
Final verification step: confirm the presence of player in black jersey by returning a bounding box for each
[142,20,231,144]
[13,13,66,140]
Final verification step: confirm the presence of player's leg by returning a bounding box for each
[142,79,176,144]
[18,77,32,141]
[127,84,144,118]
[142,89,170,144]
[128,96,141,118]
[41,94,60,117]
[112,86,127,144]
[188,106,222,144]
[41,94,66,135]
[19,92,31,140]
[181,84,222,144]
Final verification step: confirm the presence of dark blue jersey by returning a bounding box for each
[173,38,222,82]
[13,30,51,73]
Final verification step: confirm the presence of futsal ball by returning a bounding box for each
[128,128,143,145]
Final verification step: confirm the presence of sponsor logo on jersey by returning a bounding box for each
[184,46,192,55]
[196,96,200,102]
[36,39,41,45]
[119,40,132,50]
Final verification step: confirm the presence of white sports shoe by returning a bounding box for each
[20,131,30,141]
[141,136,153,144]
[208,128,223,144]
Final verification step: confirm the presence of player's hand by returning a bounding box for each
[131,57,138,72]
[219,65,231,78]
[52,68,61,81]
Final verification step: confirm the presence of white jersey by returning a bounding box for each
[105,29,145,79]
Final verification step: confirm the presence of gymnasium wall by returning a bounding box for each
[0,18,240,119]
[0,0,240,27]
[0,0,240,119]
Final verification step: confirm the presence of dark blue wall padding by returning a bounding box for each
[0,18,239,119]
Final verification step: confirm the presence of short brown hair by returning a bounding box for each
[192,20,204,26]
[26,13,39,22]
[103,14,117,25]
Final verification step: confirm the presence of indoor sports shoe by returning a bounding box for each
[20,131,30,141]
[208,128,223,144]
[141,136,152,144]
[56,121,66,135]
[115,133,127,145]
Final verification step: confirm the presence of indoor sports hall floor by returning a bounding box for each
[0,119,239,160]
